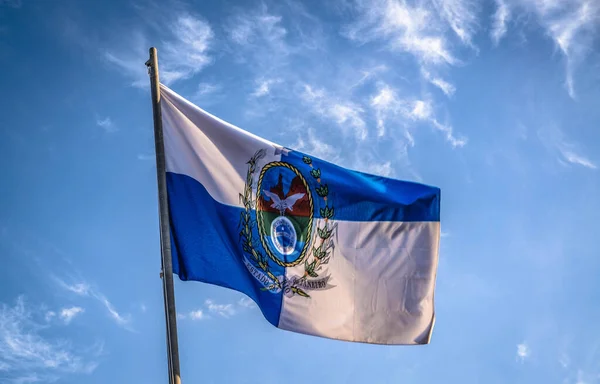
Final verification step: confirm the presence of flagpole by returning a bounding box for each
[146,47,182,384]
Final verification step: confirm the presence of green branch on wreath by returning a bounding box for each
[296,155,336,288]
[239,149,281,291]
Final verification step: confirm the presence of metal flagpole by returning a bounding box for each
[146,47,182,384]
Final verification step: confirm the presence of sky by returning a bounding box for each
[1,0,599,383]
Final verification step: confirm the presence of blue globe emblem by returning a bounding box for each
[270,216,297,256]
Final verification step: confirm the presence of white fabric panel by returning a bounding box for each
[278,220,439,344]
[160,84,282,207]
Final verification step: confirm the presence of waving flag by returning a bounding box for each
[160,84,441,345]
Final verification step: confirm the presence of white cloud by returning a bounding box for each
[368,83,466,147]
[517,342,530,362]
[140,304,147,313]
[433,0,480,46]
[519,0,600,98]
[96,117,117,133]
[227,7,287,53]
[55,278,132,329]
[560,150,597,169]
[491,0,510,45]
[357,161,394,177]
[538,124,596,170]
[252,78,281,98]
[205,299,236,318]
[160,16,213,85]
[300,84,367,141]
[431,118,467,148]
[44,311,56,322]
[343,0,458,66]
[430,77,456,97]
[55,280,90,296]
[59,307,84,324]
[189,310,205,320]
[292,125,340,163]
[95,294,131,328]
[559,353,570,368]
[410,100,432,120]
[237,297,256,309]
[351,64,389,89]
[137,154,154,161]
[197,82,221,96]
[225,5,291,77]
[105,15,213,87]
[421,69,456,97]
[0,296,100,382]
[371,84,400,137]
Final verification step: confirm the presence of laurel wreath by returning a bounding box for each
[300,156,335,287]
[238,150,336,298]
[238,149,282,291]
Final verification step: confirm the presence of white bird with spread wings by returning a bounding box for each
[263,190,305,216]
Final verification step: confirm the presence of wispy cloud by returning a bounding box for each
[370,84,401,137]
[177,309,208,321]
[343,0,458,66]
[517,342,530,362]
[237,297,256,309]
[137,154,154,161]
[55,278,132,330]
[95,294,131,327]
[291,125,340,164]
[205,299,236,318]
[197,82,221,96]
[59,307,84,325]
[518,0,600,98]
[354,160,394,178]
[433,0,480,46]
[431,118,467,148]
[350,64,389,89]
[189,310,205,320]
[538,124,596,170]
[559,353,570,368]
[225,5,290,72]
[421,69,456,97]
[560,149,597,169]
[104,14,213,87]
[491,0,510,45]
[300,84,367,141]
[369,82,466,147]
[252,78,282,98]
[96,117,117,133]
[55,280,90,296]
[160,16,213,85]
[44,311,56,322]
[0,296,100,382]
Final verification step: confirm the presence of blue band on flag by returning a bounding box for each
[167,172,284,327]
[282,150,441,222]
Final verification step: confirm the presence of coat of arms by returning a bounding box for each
[239,149,336,298]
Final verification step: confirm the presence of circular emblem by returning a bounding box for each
[256,162,313,267]
[270,216,297,256]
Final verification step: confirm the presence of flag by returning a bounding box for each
[160,84,441,345]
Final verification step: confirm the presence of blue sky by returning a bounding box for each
[1,0,599,383]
